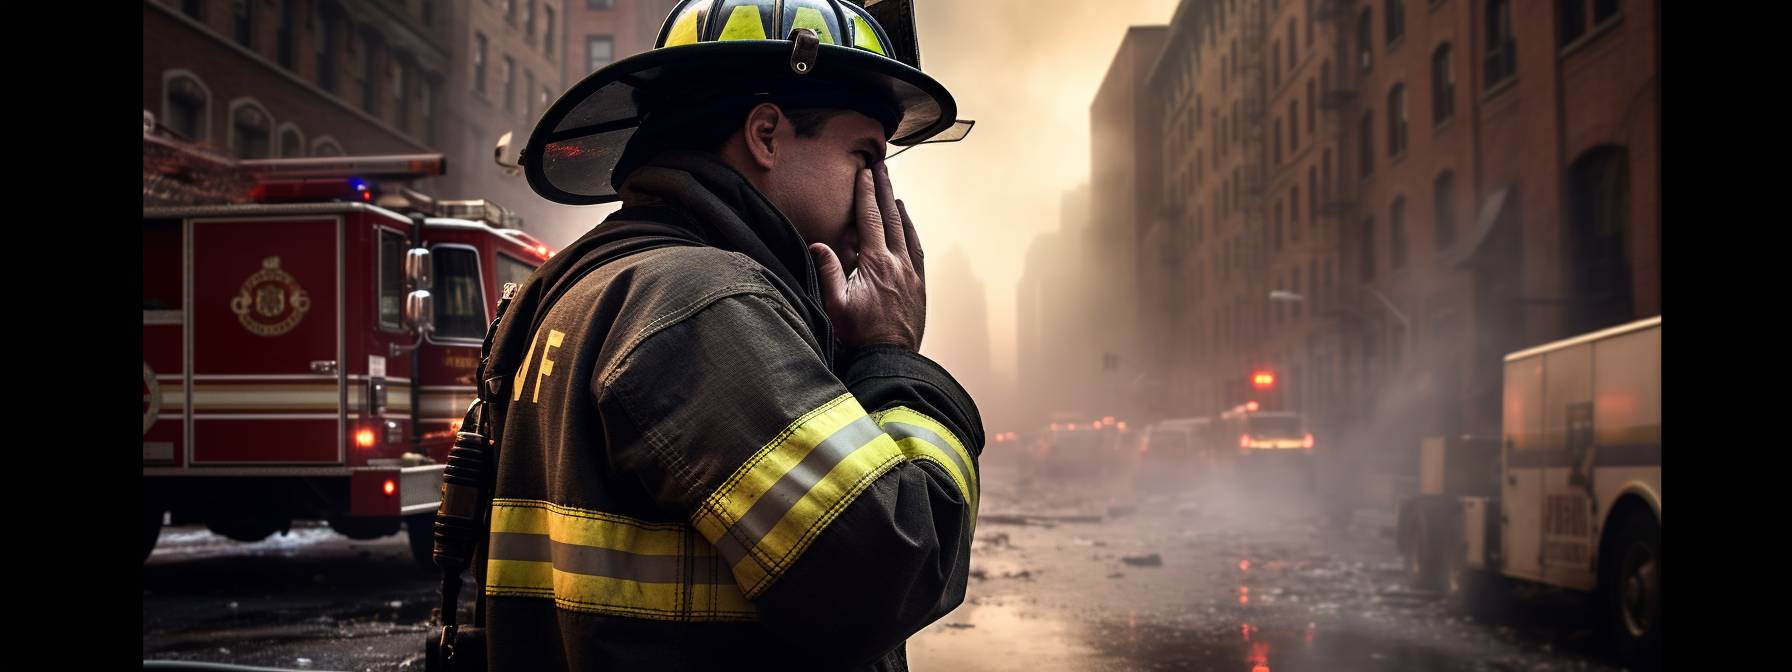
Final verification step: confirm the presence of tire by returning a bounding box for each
[405,513,438,571]
[1603,512,1661,670]
[144,506,165,562]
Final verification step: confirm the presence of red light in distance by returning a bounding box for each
[383,479,397,496]
[1304,433,1315,448]
[1252,372,1275,389]
[355,429,376,447]
[1240,434,1251,448]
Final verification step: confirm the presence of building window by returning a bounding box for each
[1385,0,1405,45]
[1306,79,1316,133]
[181,0,203,20]
[1305,0,1315,45]
[1360,217,1376,281]
[1274,118,1283,164]
[1273,42,1281,89]
[315,13,339,93]
[276,0,298,69]
[360,36,382,115]
[1390,197,1409,270]
[525,70,536,120]
[278,124,304,158]
[1485,0,1517,87]
[393,61,411,132]
[1288,19,1298,66]
[229,101,273,159]
[503,56,517,113]
[504,0,517,26]
[1289,101,1299,151]
[162,73,210,142]
[1387,83,1408,157]
[1322,149,1333,198]
[1291,185,1301,228]
[1566,145,1634,333]
[525,0,538,44]
[1307,167,1318,226]
[1275,201,1284,250]
[544,6,556,59]
[1432,43,1454,124]
[1358,111,1374,176]
[1561,0,1621,45]
[1434,171,1457,249]
[422,0,435,26]
[423,82,437,146]
[1357,9,1373,70]
[474,33,489,93]
[231,0,254,48]
[587,35,614,72]
[588,0,614,8]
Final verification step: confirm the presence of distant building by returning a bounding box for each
[1096,0,1658,465]
[562,0,681,90]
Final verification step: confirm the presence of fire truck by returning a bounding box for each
[142,131,556,567]
[1398,316,1661,667]
[1213,403,1315,490]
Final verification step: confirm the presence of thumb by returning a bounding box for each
[809,243,849,307]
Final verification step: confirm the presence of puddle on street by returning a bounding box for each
[907,595,1104,672]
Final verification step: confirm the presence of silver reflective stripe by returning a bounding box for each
[489,531,734,585]
[713,415,885,567]
[884,421,972,485]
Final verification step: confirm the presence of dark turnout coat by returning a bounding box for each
[480,151,982,671]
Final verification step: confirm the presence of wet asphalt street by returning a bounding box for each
[143,458,1635,672]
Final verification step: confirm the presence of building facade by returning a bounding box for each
[1089,0,1659,470]
[561,0,681,90]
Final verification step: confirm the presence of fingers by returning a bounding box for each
[873,163,907,259]
[897,199,924,282]
[854,169,886,267]
[808,243,849,309]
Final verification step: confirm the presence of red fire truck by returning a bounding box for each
[142,134,556,566]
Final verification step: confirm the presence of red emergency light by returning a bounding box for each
[1245,401,1259,411]
[1252,372,1275,389]
[383,479,397,496]
[250,178,372,203]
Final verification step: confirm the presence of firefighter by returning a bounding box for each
[478,1,980,670]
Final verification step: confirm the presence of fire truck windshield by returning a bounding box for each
[432,247,488,339]
[1246,416,1303,439]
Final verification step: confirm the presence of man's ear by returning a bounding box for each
[742,103,784,171]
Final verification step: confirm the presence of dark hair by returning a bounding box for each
[612,101,856,193]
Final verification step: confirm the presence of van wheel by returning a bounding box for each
[1603,512,1661,670]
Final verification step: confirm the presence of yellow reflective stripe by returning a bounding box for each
[717,4,768,41]
[873,407,979,515]
[664,5,702,46]
[850,14,886,55]
[791,6,834,43]
[486,499,756,622]
[694,393,906,598]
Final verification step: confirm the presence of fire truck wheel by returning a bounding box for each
[144,506,164,562]
[405,513,437,571]
[1603,512,1661,670]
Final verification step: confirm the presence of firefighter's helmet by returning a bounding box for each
[522,0,970,205]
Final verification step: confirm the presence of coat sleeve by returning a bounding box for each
[599,292,981,668]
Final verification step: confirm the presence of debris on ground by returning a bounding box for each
[1120,553,1163,567]
[1106,572,1125,579]
[969,568,988,581]
[942,623,976,629]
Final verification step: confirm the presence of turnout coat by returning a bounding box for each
[480,151,982,671]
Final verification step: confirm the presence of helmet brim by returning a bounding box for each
[523,41,957,205]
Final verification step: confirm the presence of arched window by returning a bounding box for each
[312,136,344,157]
[1388,83,1408,156]
[1485,0,1517,87]
[1385,0,1405,45]
[1390,197,1409,270]
[277,123,305,158]
[1434,171,1457,249]
[1566,145,1634,333]
[1432,43,1455,124]
[1358,111,1375,176]
[161,71,211,142]
[228,99,274,159]
[1357,9,1374,70]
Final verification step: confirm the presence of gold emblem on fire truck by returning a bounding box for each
[230,256,311,337]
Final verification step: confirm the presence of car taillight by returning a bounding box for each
[1304,433,1314,448]
[1240,434,1251,448]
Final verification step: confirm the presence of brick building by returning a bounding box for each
[143,0,572,239]
[1086,0,1659,467]
[561,0,680,89]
